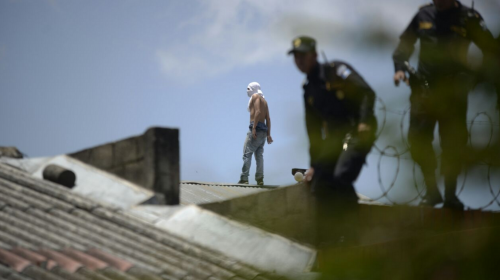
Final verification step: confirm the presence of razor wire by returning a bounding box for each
[366,97,500,210]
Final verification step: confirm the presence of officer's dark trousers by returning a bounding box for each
[311,126,375,248]
[408,74,471,198]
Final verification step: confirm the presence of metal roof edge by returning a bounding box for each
[181,181,280,189]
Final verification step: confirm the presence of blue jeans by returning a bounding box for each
[240,124,267,181]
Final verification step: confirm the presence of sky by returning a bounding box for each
[1,0,499,208]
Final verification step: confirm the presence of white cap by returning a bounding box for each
[247,82,263,97]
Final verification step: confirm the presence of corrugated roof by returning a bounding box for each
[0,163,282,280]
[180,182,277,205]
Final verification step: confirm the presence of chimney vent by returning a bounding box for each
[43,164,76,188]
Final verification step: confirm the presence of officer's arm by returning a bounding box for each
[393,14,419,73]
[467,11,498,55]
[305,103,323,167]
[343,68,376,124]
[467,12,500,108]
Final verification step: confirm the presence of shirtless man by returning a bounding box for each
[238,82,273,185]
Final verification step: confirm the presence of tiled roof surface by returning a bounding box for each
[0,163,280,280]
[180,182,276,205]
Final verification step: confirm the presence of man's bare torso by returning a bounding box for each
[249,95,268,123]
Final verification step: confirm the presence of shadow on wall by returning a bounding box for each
[202,183,318,246]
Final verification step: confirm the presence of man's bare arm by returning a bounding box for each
[266,105,273,144]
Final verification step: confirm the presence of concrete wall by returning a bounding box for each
[201,183,318,246]
[70,127,180,205]
[202,182,500,247]
[201,184,424,247]
[71,134,145,185]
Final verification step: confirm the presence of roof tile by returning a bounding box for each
[10,248,51,269]
[22,265,66,280]
[0,264,32,280]
[0,232,36,251]
[48,266,88,280]
[0,210,86,251]
[86,249,133,272]
[0,182,54,211]
[0,219,60,250]
[60,249,107,271]
[0,249,31,272]
[0,177,74,212]
[76,268,114,280]
[0,242,11,250]
[96,267,138,280]
[0,191,31,211]
[0,163,277,280]
[37,249,82,273]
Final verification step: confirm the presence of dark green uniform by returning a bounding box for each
[304,61,376,202]
[289,36,377,246]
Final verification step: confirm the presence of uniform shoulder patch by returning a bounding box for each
[465,8,481,18]
[464,9,487,30]
[336,64,352,80]
[419,22,433,30]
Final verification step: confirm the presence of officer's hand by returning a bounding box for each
[267,135,273,144]
[358,123,373,145]
[305,167,314,183]
[252,128,257,139]
[358,123,371,133]
[394,71,409,87]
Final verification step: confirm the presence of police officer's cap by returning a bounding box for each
[288,36,317,55]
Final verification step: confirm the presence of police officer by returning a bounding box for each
[289,36,377,246]
[393,0,498,209]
